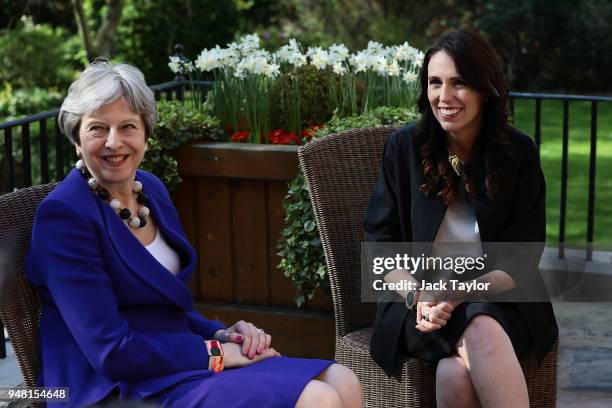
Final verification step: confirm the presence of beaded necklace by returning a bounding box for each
[76,159,151,229]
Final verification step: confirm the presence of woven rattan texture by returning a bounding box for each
[298,127,558,407]
[299,127,395,336]
[0,184,56,393]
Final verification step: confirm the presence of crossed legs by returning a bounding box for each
[436,315,529,408]
[296,363,363,408]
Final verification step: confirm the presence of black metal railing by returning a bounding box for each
[509,92,612,259]
[1,87,610,240]
[0,85,611,357]
[0,80,216,193]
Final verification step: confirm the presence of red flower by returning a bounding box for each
[230,130,250,143]
[269,129,302,145]
[285,132,301,145]
[269,129,285,144]
[301,124,325,142]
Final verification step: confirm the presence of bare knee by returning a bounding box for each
[436,356,480,408]
[460,315,508,357]
[296,379,342,408]
[317,364,363,407]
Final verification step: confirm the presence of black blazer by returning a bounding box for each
[364,124,559,375]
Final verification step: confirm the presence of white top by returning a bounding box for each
[145,229,181,275]
[433,183,482,245]
[430,181,483,278]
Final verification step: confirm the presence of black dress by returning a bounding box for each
[364,124,558,374]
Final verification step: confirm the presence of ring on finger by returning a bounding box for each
[421,313,429,322]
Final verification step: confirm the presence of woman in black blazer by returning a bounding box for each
[364,30,558,407]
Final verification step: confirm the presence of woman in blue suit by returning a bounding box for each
[26,59,362,408]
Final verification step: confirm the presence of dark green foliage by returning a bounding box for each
[270,65,333,132]
[278,106,419,307]
[115,0,239,84]
[141,100,226,191]
[0,85,64,121]
[0,0,77,31]
[269,0,612,92]
[319,106,418,136]
[116,0,277,85]
[277,171,328,308]
[0,17,85,90]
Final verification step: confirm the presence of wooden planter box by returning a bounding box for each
[173,142,334,359]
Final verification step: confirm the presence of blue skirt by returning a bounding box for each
[144,357,335,407]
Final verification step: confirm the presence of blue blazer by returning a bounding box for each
[26,168,225,407]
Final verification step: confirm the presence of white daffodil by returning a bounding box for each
[265,63,281,79]
[308,47,330,70]
[234,69,247,80]
[168,56,182,74]
[291,52,307,68]
[238,34,261,56]
[394,42,414,62]
[253,55,270,75]
[240,34,260,48]
[402,70,419,84]
[414,50,425,65]
[373,55,389,75]
[220,47,241,67]
[328,43,349,63]
[366,41,385,55]
[277,39,308,69]
[332,61,347,76]
[235,57,253,78]
[387,59,401,77]
[183,61,195,73]
[278,38,301,58]
[233,54,275,78]
[195,46,224,72]
[349,50,371,72]
[228,41,241,55]
[276,47,292,63]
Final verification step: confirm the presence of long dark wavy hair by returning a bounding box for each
[415,29,513,204]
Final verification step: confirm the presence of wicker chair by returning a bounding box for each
[298,127,558,407]
[0,184,57,395]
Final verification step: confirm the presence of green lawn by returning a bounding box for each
[512,99,612,244]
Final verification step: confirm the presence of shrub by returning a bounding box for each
[278,106,420,307]
[141,99,226,191]
[0,16,84,90]
[0,84,64,121]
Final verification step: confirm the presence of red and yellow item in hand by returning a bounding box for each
[205,340,224,373]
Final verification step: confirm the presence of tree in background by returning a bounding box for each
[0,0,277,90]
[71,0,124,60]
[1,0,611,93]
[82,0,278,84]
[268,0,611,92]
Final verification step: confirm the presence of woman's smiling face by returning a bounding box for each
[77,97,146,189]
[427,50,485,142]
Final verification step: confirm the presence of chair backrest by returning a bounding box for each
[298,127,396,337]
[0,183,57,387]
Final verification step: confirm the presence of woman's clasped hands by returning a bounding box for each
[213,320,280,368]
[415,300,461,333]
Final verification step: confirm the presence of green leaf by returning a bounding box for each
[303,220,316,232]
